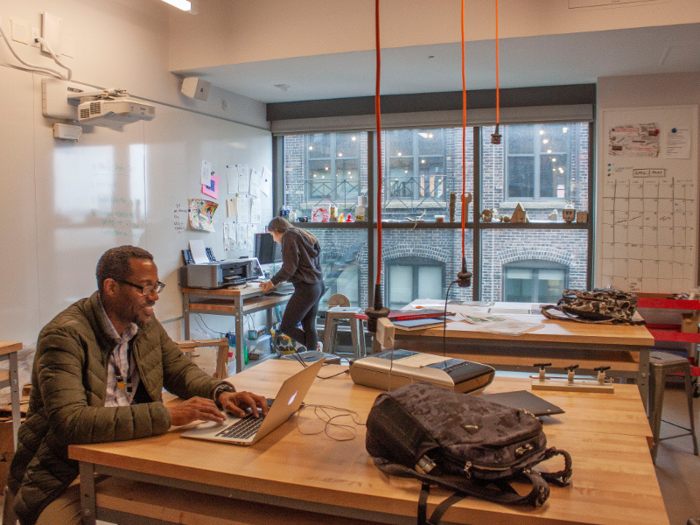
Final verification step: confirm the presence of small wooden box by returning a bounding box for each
[681,312,700,333]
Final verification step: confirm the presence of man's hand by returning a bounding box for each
[218,391,270,418]
[167,396,226,427]
[260,280,274,293]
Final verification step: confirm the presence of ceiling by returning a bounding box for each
[176,23,700,104]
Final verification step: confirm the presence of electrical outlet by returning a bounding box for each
[31,27,40,47]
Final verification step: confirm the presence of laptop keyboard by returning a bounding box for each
[215,413,265,440]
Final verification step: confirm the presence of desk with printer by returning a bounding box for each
[180,257,292,374]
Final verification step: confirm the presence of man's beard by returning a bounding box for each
[116,300,154,329]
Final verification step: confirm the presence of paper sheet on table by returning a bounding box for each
[189,239,208,264]
[480,319,543,335]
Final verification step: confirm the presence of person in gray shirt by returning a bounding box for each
[260,217,325,352]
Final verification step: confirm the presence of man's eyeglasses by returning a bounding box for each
[117,280,165,296]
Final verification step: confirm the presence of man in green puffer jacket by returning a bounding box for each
[7,246,269,525]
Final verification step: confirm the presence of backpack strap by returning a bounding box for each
[417,483,467,525]
[539,447,573,487]
[374,459,550,508]
[541,304,616,324]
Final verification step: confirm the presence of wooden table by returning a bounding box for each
[0,341,22,450]
[70,360,668,525]
[181,286,291,373]
[392,304,655,410]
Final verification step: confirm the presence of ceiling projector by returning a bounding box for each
[76,89,155,130]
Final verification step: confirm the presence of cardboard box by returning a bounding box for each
[681,312,699,333]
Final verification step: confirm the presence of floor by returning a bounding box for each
[1,381,698,525]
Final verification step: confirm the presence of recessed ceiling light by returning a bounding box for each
[162,0,196,13]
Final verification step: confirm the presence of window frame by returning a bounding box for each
[504,124,573,202]
[386,256,446,310]
[305,133,361,204]
[385,129,447,206]
[502,260,569,303]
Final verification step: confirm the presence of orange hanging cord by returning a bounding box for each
[375,0,383,286]
[495,0,500,128]
[461,0,467,260]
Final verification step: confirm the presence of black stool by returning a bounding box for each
[648,350,698,463]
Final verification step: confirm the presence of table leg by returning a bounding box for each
[235,296,245,374]
[79,462,97,525]
[183,291,191,339]
[639,347,650,413]
[8,352,20,450]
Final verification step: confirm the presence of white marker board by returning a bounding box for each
[0,67,272,346]
[598,105,698,293]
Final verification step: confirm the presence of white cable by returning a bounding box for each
[34,36,72,80]
[0,23,64,79]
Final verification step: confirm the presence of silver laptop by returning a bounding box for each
[181,357,324,446]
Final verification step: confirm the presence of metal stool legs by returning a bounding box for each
[648,351,699,463]
[323,311,366,359]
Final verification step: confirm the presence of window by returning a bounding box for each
[385,129,447,211]
[387,257,445,310]
[505,124,572,201]
[306,133,361,206]
[503,260,567,303]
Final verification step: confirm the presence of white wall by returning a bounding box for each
[0,0,273,348]
[168,0,700,71]
[0,0,268,129]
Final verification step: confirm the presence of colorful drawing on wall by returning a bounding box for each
[188,198,218,232]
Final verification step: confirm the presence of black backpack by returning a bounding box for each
[366,383,572,525]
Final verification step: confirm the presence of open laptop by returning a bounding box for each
[181,357,325,446]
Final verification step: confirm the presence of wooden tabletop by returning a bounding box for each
[181,285,265,297]
[70,360,667,525]
[0,341,22,357]
[399,314,655,348]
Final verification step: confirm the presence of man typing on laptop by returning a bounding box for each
[8,246,269,525]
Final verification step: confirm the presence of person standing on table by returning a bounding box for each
[260,217,326,352]
[8,245,269,525]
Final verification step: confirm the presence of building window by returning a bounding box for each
[306,132,361,206]
[505,124,572,201]
[385,129,446,206]
[387,256,445,309]
[503,260,567,303]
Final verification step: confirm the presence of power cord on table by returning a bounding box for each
[296,404,365,442]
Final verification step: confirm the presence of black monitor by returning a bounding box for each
[254,233,282,265]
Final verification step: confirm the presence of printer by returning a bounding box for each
[350,350,495,393]
[179,258,263,289]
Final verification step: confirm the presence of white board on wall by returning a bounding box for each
[598,105,698,293]
[0,67,272,346]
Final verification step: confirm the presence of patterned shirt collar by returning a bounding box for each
[97,295,139,343]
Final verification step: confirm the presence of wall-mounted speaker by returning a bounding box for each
[181,77,211,101]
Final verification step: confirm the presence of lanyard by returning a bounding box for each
[110,349,132,394]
